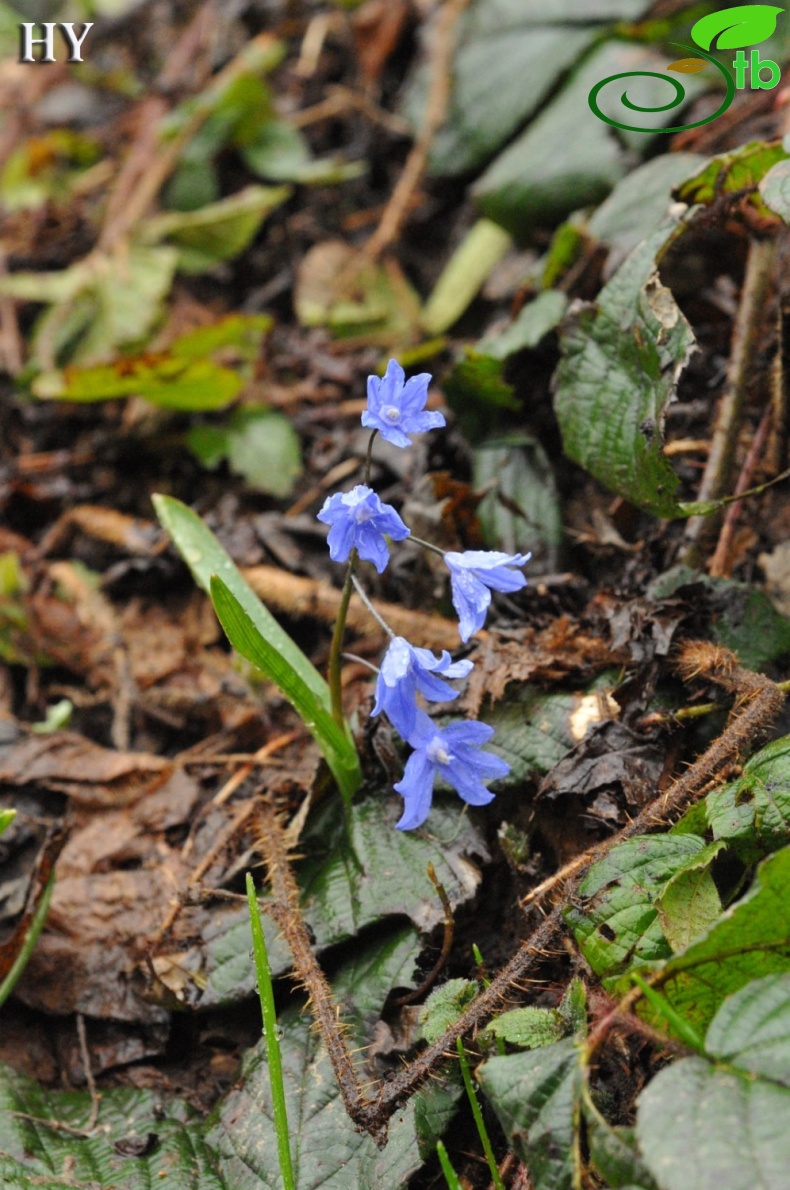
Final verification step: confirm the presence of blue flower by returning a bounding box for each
[444,550,532,643]
[361,359,445,448]
[372,636,473,737]
[394,711,509,831]
[317,484,410,573]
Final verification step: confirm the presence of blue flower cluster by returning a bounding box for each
[317,359,530,830]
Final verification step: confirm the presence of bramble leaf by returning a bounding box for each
[478,1039,583,1190]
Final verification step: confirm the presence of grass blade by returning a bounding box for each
[246,873,296,1190]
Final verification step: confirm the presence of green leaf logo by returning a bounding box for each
[691,5,784,51]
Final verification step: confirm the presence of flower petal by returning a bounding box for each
[394,750,435,830]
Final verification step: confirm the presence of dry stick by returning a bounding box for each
[362,0,471,261]
[708,400,773,577]
[681,235,777,567]
[76,1013,100,1135]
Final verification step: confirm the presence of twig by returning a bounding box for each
[76,1014,100,1134]
[681,235,776,566]
[392,862,454,1007]
[363,0,470,260]
[708,400,773,577]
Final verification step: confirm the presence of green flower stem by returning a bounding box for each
[406,533,446,558]
[329,549,357,728]
[351,574,394,638]
[436,1139,463,1190]
[0,868,55,1010]
[327,430,378,729]
[456,1037,505,1190]
[246,873,296,1190]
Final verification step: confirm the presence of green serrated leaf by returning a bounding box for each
[481,679,621,784]
[676,139,788,211]
[620,847,790,1035]
[420,979,479,1044]
[655,843,724,951]
[636,1056,790,1190]
[691,5,784,51]
[554,222,695,518]
[208,928,461,1189]
[478,1038,583,1190]
[706,735,790,862]
[210,575,360,802]
[706,972,790,1085]
[584,1091,659,1190]
[565,834,715,980]
[484,1005,568,1049]
[0,1065,227,1189]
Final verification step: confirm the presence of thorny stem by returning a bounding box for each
[253,644,785,1147]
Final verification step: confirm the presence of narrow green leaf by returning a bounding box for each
[0,809,15,837]
[246,873,295,1190]
[436,1140,464,1190]
[631,972,706,1055]
[0,869,55,1011]
[210,575,361,802]
[208,928,460,1188]
[152,494,330,710]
